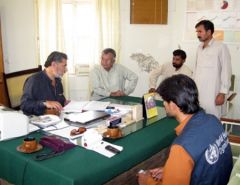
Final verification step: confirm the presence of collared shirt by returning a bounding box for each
[146,116,194,185]
[149,62,192,89]
[90,63,138,100]
[193,38,232,118]
[20,70,65,115]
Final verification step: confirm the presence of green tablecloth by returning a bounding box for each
[0,96,177,185]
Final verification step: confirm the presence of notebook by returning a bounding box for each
[64,111,110,125]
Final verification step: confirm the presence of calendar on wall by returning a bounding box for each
[185,0,240,43]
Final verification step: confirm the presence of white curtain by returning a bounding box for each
[87,0,120,95]
[94,0,120,66]
[36,0,69,98]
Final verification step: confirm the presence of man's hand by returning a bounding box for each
[149,88,156,93]
[149,167,163,181]
[138,172,149,185]
[110,90,126,96]
[43,101,63,111]
[215,93,225,106]
[137,167,163,185]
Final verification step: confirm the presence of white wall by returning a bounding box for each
[120,0,240,105]
[0,0,38,73]
[120,0,175,97]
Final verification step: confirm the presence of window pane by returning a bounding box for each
[62,1,95,73]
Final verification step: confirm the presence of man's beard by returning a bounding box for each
[172,63,183,69]
[198,36,204,42]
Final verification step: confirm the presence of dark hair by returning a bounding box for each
[102,48,116,62]
[157,74,200,114]
[173,49,186,60]
[44,51,68,67]
[195,20,214,34]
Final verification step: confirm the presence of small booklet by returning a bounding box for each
[142,93,158,119]
[30,115,61,128]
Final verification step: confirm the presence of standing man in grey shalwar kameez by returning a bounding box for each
[194,20,232,118]
[90,48,138,100]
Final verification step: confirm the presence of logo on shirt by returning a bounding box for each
[205,132,229,165]
[205,144,219,165]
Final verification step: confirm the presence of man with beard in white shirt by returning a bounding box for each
[149,49,192,93]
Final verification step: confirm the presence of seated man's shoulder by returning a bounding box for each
[31,70,44,78]
[116,63,131,71]
[176,64,192,77]
[182,64,192,72]
[92,64,101,70]
[26,71,44,84]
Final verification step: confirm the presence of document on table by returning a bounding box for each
[63,101,110,112]
[43,121,81,140]
[83,101,110,111]
[63,101,89,113]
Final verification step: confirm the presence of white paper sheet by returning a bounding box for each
[28,123,40,133]
[83,101,110,111]
[63,101,89,113]
[63,101,110,112]
[88,141,123,158]
[43,120,83,139]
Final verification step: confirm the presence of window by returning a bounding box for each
[62,0,97,73]
[37,0,120,74]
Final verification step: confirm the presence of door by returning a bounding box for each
[0,21,9,106]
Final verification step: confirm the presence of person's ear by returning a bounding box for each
[51,61,57,67]
[112,58,116,63]
[169,101,178,111]
[207,29,212,36]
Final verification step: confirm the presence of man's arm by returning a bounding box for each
[216,44,232,105]
[220,44,232,94]
[90,68,111,97]
[161,144,194,185]
[137,144,194,185]
[122,67,138,95]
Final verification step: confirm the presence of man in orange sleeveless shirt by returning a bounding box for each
[138,74,232,185]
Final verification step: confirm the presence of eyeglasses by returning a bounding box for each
[70,127,87,136]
